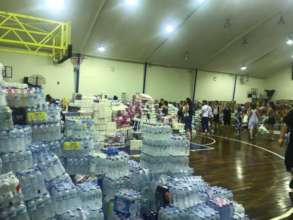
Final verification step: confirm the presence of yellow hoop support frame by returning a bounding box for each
[0,11,71,62]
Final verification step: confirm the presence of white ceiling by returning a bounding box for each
[1,0,293,77]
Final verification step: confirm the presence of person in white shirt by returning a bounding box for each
[201,101,212,133]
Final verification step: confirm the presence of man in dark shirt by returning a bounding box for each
[279,108,293,188]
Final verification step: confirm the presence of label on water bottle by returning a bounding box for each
[63,141,81,150]
[27,112,47,123]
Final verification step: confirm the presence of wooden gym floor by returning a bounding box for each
[190,127,292,220]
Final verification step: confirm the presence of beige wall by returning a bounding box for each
[146,65,194,102]
[79,58,143,97]
[265,67,293,101]
[195,71,235,101]
[0,52,74,99]
[235,76,265,103]
[0,52,267,103]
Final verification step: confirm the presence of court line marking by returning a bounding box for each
[210,134,285,160]
[270,208,293,220]
[191,134,217,147]
[190,147,214,152]
[195,133,290,219]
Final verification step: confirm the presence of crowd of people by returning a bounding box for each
[175,100,291,141]
[157,97,293,192]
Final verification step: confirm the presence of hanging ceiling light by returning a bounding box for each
[240,66,247,71]
[45,0,65,10]
[165,25,175,33]
[126,0,139,6]
[286,38,293,45]
[97,45,106,53]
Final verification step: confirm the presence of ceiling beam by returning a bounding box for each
[85,53,240,77]
[145,2,206,62]
[246,44,289,77]
[80,0,108,53]
[203,11,282,66]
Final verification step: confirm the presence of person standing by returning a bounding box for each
[184,98,194,140]
[213,101,220,133]
[266,102,276,141]
[201,101,212,133]
[279,106,293,189]
[235,106,243,136]
[177,101,184,123]
[161,101,169,116]
[248,103,259,140]
[223,104,232,126]
[183,101,191,139]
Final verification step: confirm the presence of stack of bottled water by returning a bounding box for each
[1,149,33,173]
[0,87,7,106]
[64,116,95,138]
[0,88,13,130]
[154,175,249,220]
[29,144,66,182]
[46,140,63,157]
[168,181,205,209]
[208,186,234,200]
[62,137,94,157]
[25,192,54,220]
[26,104,61,124]
[100,149,130,180]
[0,105,13,130]
[5,87,45,108]
[15,165,56,219]
[142,134,189,156]
[0,172,30,220]
[25,103,61,144]
[128,160,150,192]
[88,148,130,179]
[55,208,89,220]
[77,181,103,219]
[207,197,234,219]
[47,104,61,123]
[0,126,33,173]
[65,156,91,175]
[102,176,131,203]
[31,123,62,143]
[0,126,32,152]
[141,123,192,175]
[114,189,141,219]
[47,176,81,215]
[15,167,48,201]
[158,203,220,220]
[28,142,104,219]
[62,116,96,175]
